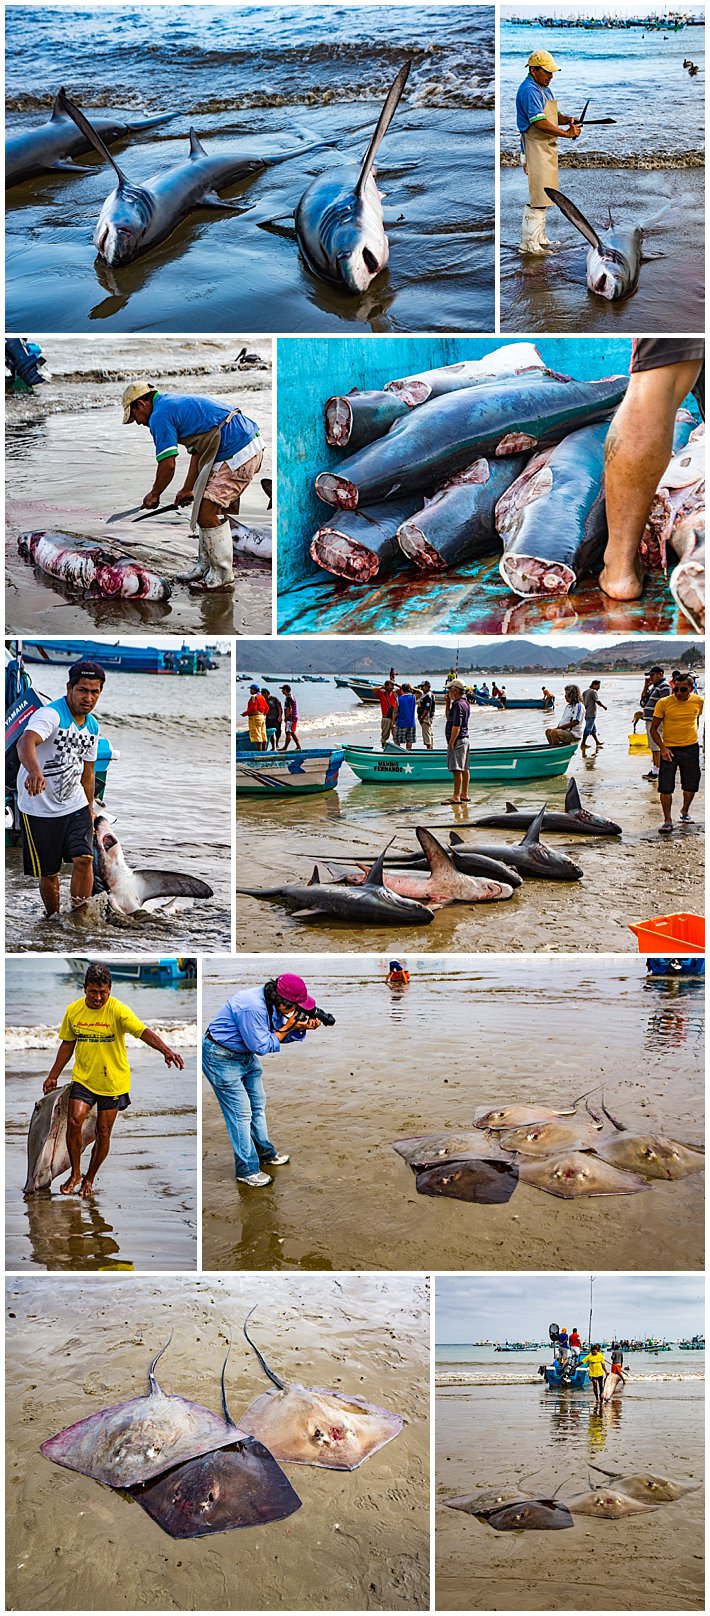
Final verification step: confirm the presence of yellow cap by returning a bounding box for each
[527,49,560,72]
[122,380,155,423]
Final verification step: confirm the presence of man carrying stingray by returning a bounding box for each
[42,963,185,1199]
[122,380,264,594]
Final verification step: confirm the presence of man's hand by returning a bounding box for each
[567,121,582,139]
[24,763,47,796]
[43,1075,59,1094]
[175,486,194,507]
[303,1018,321,1031]
[659,744,674,762]
[162,1047,185,1070]
[142,490,160,510]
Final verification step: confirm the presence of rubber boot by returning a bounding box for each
[189,523,234,592]
[176,528,209,584]
[539,209,560,249]
[519,205,546,255]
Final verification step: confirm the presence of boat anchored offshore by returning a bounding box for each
[344,741,577,785]
[235,744,345,796]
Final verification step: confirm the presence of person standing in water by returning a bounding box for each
[515,49,581,255]
[581,680,606,754]
[16,660,105,919]
[579,1343,608,1408]
[280,686,302,751]
[42,963,184,1198]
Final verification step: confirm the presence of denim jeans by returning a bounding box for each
[202,1035,277,1177]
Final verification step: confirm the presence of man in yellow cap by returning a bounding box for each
[121,380,263,593]
[516,49,581,255]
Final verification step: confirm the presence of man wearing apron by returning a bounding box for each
[516,49,581,255]
[122,382,264,592]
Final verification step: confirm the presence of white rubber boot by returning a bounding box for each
[519,205,546,255]
[191,523,234,591]
[539,209,560,249]
[176,528,209,584]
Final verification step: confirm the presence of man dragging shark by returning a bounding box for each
[17,660,105,919]
[41,963,184,1199]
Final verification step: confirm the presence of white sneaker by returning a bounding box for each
[265,1152,290,1166]
[236,1170,272,1187]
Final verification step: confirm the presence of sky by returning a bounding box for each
[436,1274,705,1341]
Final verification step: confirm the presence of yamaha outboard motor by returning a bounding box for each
[6,338,49,391]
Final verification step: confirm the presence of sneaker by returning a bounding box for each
[658,823,673,835]
[642,771,659,781]
[236,1170,272,1187]
[264,1152,290,1166]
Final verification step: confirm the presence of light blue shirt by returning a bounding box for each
[207,987,305,1056]
[149,393,259,463]
[516,74,553,134]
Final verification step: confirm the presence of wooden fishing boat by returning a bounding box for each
[235,746,345,796]
[344,741,577,784]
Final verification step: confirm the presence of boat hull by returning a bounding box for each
[344,742,577,784]
[236,747,345,796]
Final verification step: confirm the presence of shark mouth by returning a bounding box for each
[99,831,118,853]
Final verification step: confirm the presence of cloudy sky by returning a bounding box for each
[436,1274,704,1341]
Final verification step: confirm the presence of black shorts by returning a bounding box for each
[658,743,701,795]
[68,1080,131,1113]
[631,340,704,416]
[21,805,93,878]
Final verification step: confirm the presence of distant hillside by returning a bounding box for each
[237,638,702,677]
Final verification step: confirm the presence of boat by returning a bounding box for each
[21,640,215,674]
[472,695,554,711]
[66,958,196,981]
[347,678,450,703]
[494,1342,525,1353]
[344,740,577,784]
[235,746,345,796]
[679,1335,705,1350]
[542,1360,589,1389]
[5,644,118,840]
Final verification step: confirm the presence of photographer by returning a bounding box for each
[202,973,321,1188]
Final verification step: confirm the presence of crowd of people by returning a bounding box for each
[242,683,301,751]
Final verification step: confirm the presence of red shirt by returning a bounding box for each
[245,694,268,716]
[376,687,398,717]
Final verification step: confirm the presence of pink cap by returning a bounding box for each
[276,972,316,1011]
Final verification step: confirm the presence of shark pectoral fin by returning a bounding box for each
[564,778,583,813]
[48,159,96,173]
[544,187,602,250]
[640,249,666,262]
[132,871,214,903]
[200,192,253,213]
[256,217,298,240]
[291,907,324,920]
[355,60,411,199]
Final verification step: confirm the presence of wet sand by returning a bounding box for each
[5,1273,429,1612]
[6,338,272,636]
[436,1369,704,1610]
[500,167,705,336]
[202,958,703,1274]
[235,673,705,955]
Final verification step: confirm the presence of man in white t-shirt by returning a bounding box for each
[16,660,105,916]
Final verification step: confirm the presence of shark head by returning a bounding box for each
[95,181,155,265]
[93,815,129,888]
[586,246,628,301]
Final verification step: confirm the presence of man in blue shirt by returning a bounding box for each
[515,49,581,254]
[122,382,264,593]
[203,973,321,1187]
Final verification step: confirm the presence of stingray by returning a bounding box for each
[415,1158,519,1204]
[564,1486,656,1518]
[496,1118,603,1158]
[473,1087,598,1131]
[588,1463,702,1505]
[393,1132,505,1169]
[40,1336,241,1488]
[237,1309,404,1469]
[484,1499,574,1531]
[445,1486,537,1515]
[593,1099,705,1181]
[128,1349,302,1537]
[518,1150,650,1198]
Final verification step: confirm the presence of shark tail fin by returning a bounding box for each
[57,89,128,183]
[521,805,546,845]
[355,60,411,199]
[189,127,209,159]
[544,187,603,250]
[564,778,583,813]
[364,837,396,886]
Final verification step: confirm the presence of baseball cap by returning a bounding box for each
[122,380,156,423]
[276,972,316,1011]
[527,49,560,72]
[250,683,260,691]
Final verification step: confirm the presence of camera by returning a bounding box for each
[293,1004,336,1027]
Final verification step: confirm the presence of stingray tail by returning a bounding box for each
[600,1097,627,1133]
[220,1336,236,1427]
[148,1329,174,1393]
[243,1306,286,1390]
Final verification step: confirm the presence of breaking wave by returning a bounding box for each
[7,1021,198,1051]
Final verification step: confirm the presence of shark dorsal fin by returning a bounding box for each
[449,831,464,845]
[307,865,322,886]
[57,90,128,184]
[355,61,411,199]
[565,778,583,813]
[51,88,68,122]
[521,805,546,845]
[505,802,517,813]
[189,127,208,159]
[416,826,454,874]
[544,187,603,251]
[365,838,396,886]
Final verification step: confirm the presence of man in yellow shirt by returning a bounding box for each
[579,1344,608,1408]
[42,963,185,1198]
[650,675,704,833]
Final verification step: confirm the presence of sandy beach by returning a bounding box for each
[202,958,703,1273]
[235,673,705,956]
[6,338,272,636]
[436,1354,704,1610]
[5,1273,429,1612]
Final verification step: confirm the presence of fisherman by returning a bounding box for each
[262,688,282,750]
[640,665,671,782]
[579,1343,608,1408]
[581,679,606,754]
[515,49,581,255]
[16,660,105,918]
[243,685,269,750]
[203,973,320,1187]
[610,1342,626,1385]
[558,1326,570,1363]
[417,681,436,750]
[280,685,302,751]
[542,686,555,709]
[569,1326,582,1367]
[545,684,584,747]
[42,963,184,1199]
[386,960,410,985]
[649,672,704,834]
[375,679,399,748]
[599,339,705,600]
[122,381,263,594]
[394,683,417,752]
[444,680,471,805]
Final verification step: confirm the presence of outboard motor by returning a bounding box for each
[549,1322,561,1363]
[6,338,49,391]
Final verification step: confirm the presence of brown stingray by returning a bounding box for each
[40,1337,240,1488]
[393,1132,504,1169]
[445,1487,531,1515]
[128,1353,301,1536]
[416,1158,519,1204]
[518,1150,650,1199]
[473,1088,598,1131]
[589,1466,702,1505]
[485,1499,574,1531]
[565,1487,656,1518]
[496,1120,601,1158]
[237,1309,403,1470]
[596,1133,705,1182]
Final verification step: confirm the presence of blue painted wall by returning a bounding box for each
[276,336,634,591]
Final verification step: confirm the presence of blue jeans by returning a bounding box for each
[202,1035,277,1178]
[583,716,598,741]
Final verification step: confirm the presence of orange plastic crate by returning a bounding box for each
[628,913,705,954]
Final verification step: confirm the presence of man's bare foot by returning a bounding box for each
[60,1174,82,1195]
[79,1177,96,1199]
[599,560,644,601]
